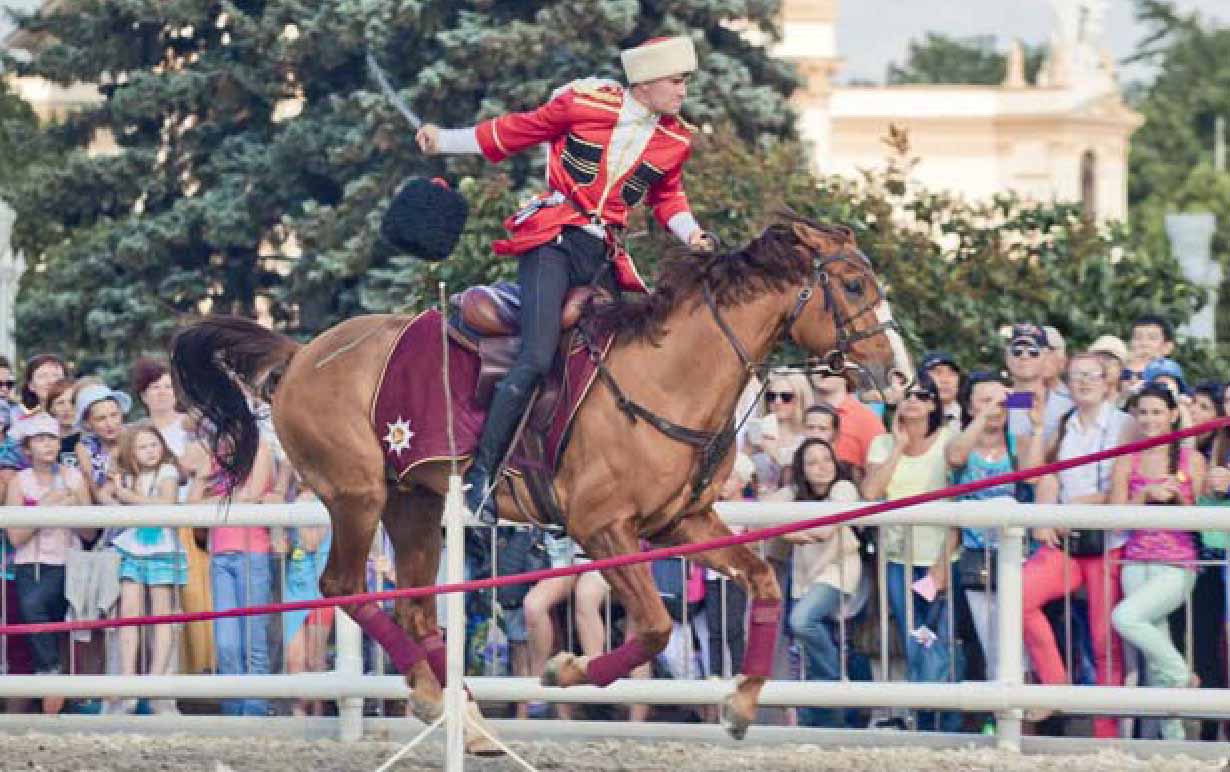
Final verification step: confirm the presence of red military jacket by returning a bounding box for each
[475,80,695,293]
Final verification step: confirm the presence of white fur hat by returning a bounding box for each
[621,36,697,84]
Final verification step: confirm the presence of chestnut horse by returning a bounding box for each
[170,216,911,749]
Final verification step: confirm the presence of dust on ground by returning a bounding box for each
[1,732,1225,772]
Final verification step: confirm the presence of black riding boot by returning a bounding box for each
[464,366,540,525]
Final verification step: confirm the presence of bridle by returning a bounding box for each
[704,245,901,382]
[586,236,902,510]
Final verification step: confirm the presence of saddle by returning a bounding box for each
[447,280,611,529]
[449,281,609,409]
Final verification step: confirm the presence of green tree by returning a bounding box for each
[5,0,799,376]
[886,32,1045,86]
[0,78,39,187]
[1126,0,1230,346]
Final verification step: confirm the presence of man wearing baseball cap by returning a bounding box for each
[416,35,714,522]
[1003,323,1073,441]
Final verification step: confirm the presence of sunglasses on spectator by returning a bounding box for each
[1009,344,1041,359]
[905,390,936,402]
[0,380,14,389]
[1069,369,1103,383]
[766,391,795,404]
[1120,370,1145,382]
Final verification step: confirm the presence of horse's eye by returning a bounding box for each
[844,278,864,296]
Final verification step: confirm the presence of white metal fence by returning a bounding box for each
[2,500,1229,751]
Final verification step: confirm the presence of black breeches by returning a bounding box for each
[514,227,611,379]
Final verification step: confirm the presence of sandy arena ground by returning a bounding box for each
[1,733,1227,772]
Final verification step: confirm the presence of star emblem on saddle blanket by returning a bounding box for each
[383,417,415,456]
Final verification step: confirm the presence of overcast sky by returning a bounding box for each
[837,0,1227,86]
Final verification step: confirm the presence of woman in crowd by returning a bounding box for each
[778,438,862,728]
[862,372,962,732]
[42,379,79,468]
[189,426,275,716]
[73,383,132,508]
[1111,383,1205,740]
[105,423,185,714]
[756,370,815,484]
[18,354,67,414]
[4,412,91,714]
[946,372,1044,680]
[1189,382,1223,457]
[1022,352,1132,735]
[131,358,190,454]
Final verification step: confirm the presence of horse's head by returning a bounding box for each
[778,219,913,393]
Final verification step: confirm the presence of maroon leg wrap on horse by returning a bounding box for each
[421,632,448,688]
[351,602,425,674]
[742,599,782,678]
[586,637,652,688]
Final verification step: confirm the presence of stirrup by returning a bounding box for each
[463,468,498,526]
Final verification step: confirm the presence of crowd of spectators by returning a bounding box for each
[0,355,336,718]
[485,312,1230,739]
[1,311,1227,740]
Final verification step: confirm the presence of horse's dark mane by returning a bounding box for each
[581,213,859,345]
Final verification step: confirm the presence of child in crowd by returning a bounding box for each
[701,454,754,682]
[4,413,90,714]
[280,475,332,717]
[105,423,186,715]
[1122,314,1175,395]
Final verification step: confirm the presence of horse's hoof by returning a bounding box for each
[408,692,444,724]
[465,699,506,757]
[465,732,506,757]
[720,694,752,741]
[542,652,587,688]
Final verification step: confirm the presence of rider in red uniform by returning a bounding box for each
[418,36,712,523]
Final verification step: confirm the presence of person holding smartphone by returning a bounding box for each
[1004,323,1073,443]
[862,373,962,732]
[1022,352,1133,735]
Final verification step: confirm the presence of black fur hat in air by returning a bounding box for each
[380,176,469,262]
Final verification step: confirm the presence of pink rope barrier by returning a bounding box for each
[3,416,1228,636]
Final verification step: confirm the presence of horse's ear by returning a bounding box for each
[788,221,832,253]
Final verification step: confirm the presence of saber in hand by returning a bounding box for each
[366,51,423,130]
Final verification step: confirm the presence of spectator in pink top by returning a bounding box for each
[3,412,90,714]
[189,427,275,716]
[1110,383,1205,740]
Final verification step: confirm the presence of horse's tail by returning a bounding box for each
[170,316,301,483]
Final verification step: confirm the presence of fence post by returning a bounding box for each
[336,611,365,742]
[995,525,1025,752]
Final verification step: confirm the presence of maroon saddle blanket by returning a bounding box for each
[369,309,609,481]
